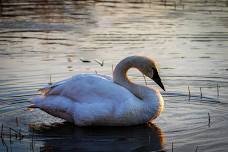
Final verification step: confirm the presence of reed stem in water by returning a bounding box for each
[188,86,191,100]
[200,87,202,99]
[172,142,174,152]
[142,74,147,86]
[217,84,219,97]
[208,112,211,127]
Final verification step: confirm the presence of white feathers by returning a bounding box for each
[32,56,164,126]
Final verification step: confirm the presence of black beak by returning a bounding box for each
[152,70,165,91]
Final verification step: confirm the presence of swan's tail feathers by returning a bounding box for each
[38,79,67,95]
[38,84,61,95]
[38,86,51,95]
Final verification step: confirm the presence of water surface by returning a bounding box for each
[0,0,228,151]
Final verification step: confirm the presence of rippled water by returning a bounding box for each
[0,0,228,151]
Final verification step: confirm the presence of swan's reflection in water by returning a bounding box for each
[30,122,166,152]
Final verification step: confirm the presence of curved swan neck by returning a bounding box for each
[113,58,131,84]
[113,56,153,100]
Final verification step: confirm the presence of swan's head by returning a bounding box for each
[114,56,165,91]
[137,56,165,91]
[144,67,165,91]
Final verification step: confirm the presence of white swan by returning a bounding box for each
[30,56,165,126]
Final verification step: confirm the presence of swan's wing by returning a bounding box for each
[61,74,136,103]
[39,74,136,104]
[32,74,142,125]
[39,74,112,95]
[96,74,112,80]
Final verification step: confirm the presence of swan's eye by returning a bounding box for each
[144,67,154,79]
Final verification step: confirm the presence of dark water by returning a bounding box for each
[0,0,228,151]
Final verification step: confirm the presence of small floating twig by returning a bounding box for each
[208,112,211,127]
[80,58,91,63]
[94,59,104,66]
[142,74,147,86]
[188,86,191,100]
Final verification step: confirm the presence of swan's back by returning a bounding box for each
[58,74,138,104]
